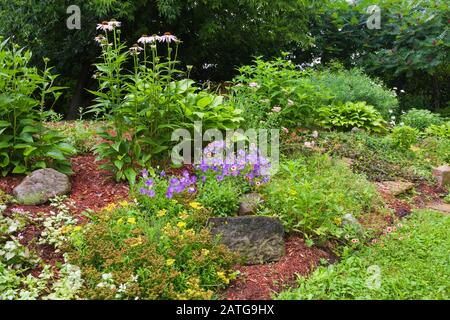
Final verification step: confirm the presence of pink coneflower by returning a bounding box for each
[138,34,160,44]
[97,21,113,32]
[386,226,393,233]
[249,82,259,88]
[351,239,359,244]
[397,223,403,228]
[159,32,178,43]
[108,19,121,28]
[371,239,378,244]
[272,106,282,113]
[129,44,144,55]
[94,35,106,44]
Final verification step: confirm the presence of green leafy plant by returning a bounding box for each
[197,178,241,217]
[261,154,383,243]
[0,38,75,176]
[319,102,386,133]
[313,67,399,119]
[231,56,333,129]
[400,109,443,131]
[426,121,450,139]
[390,125,419,150]
[90,22,243,184]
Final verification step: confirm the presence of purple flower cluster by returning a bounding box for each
[195,141,271,185]
[166,170,197,199]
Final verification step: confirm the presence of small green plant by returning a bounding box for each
[390,125,419,150]
[0,37,75,176]
[426,121,450,139]
[400,109,443,131]
[197,178,241,217]
[319,102,386,133]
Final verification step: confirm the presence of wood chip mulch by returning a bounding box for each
[223,237,333,300]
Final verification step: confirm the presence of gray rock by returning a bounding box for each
[208,216,285,265]
[13,169,71,205]
[342,214,363,233]
[238,193,264,216]
[433,165,450,187]
[375,181,414,196]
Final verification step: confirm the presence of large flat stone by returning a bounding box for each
[426,203,450,215]
[433,165,450,188]
[13,169,71,205]
[375,181,414,196]
[208,216,285,265]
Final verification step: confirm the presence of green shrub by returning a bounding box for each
[313,67,399,119]
[278,211,450,300]
[319,102,386,133]
[67,204,236,300]
[400,109,443,131]
[261,155,383,243]
[197,178,241,217]
[231,56,333,129]
[390,126,419,150]
[426,121,450,139]
[0,38,75,176]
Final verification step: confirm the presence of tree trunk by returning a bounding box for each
[432,74,441,111]
[67,62,91,120]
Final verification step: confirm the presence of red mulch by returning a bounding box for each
[0,155,129,219]
[223,237,332,300]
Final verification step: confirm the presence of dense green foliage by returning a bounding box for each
[0,38,76,175]
[401,108,444,131]
[278,211,450,300]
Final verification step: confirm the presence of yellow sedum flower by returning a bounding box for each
[118,200,129,207]
[179,211,189,220]
[73,226,82,232]
[157,209,167,217]
[177,221,187,229]
[217,271,230,285]
[201,249,210,257]
[166,258,175,267]
[289,189,298,196]
[104,203,117,212]
[117,218,124,225]
[189,202,203,210]
[334,217,342,226]
[127,217,137,225]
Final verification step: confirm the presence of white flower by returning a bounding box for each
[138,34,160,44]
[102,273,113,281]
[108,19,121,28]
[159,32,178,43]
[249,82,259,88]
[272,106,282,113]
[312,131,319,139]
[282,127,289,134]
[304,141,316,149]
[129,44,144,55]
[287,99,294,107]
[97,21,113,32]
[389,110,393,114]
[400,90,405,93]
[393,87,398,90]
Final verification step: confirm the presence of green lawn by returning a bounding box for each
[278,210,450,300]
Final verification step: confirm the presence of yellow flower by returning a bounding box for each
[166,258,175,267]
[189,202,203,210]
[217,271,230,284]
[73,226,82,232]
[201,249,210,257]
[177,221,187,229]
[179,211,189,220]
[334,217,342,226]
[157,209,167,218]
[104,203,117,212]
[60,225,73,234]
[127,217,137,225]
[118,200,129,207]
[289,189,298,196]
[117,218,124,225]
[130,236,143,247]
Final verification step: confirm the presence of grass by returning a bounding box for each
[278,210,450,300]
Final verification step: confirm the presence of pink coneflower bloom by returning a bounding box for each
[282,127,289,134]
[304,141,315,149]
[94,35,106,44]
[397,223,403,228]
[230,165,238,172]
[97,21,113,32]
[249,82,259,88]
[108,19,121,28]
[386,226,393,233]
[159,32,178,43]
[272,106,282,113]
[138,34,160,44]
[371,239,378,244]
[351,239,359,244]
[129,44,144,55]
